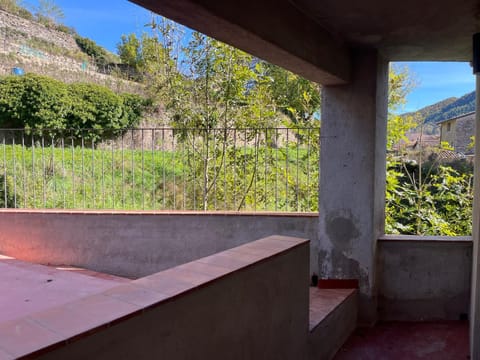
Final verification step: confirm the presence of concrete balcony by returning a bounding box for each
[0,210,471,359]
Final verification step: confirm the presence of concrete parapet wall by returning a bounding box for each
[378,235,472,321]
[0,236,310,359]
[0,209,472,322]
[0,210,318,278]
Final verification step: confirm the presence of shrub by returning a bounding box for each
[55,23,76,35]
[120,93,150,128]
[68,83,123,129]
[0,1,34,20]
[0,73,70,129]
[75,35,109,66]
[0,74,148,140]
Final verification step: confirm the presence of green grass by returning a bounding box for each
[1,143,319,212]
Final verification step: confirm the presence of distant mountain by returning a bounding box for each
[403,91,475,124]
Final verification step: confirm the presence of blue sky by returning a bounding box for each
[23,0,152,51]
[399,62,475,112]
[23,0,477,113]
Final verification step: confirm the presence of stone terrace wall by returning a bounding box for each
[0,10,78,51]
[0,10,143,94]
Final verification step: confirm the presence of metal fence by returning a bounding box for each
[0,127,320,212]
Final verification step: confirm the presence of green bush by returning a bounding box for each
[0,75,27,128]
[75,35,109,66]
[16,7,34,20]
[54,23,77,35]
[67,82,127,140]
[0,0,33,20]
[0,74,147,139]
[385,161,473,236]
[0,73,70,129]
[120,93,151,127]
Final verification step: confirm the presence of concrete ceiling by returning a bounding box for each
[130,0,479,85]
[289,0,479,61]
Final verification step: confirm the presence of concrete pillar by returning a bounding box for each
[470,73,480,360]
[318,49,388,325]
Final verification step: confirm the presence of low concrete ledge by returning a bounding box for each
[308,288,358,360]
[379,234,472,243]
[0,208,319,217]
[378,234,472,321]
[0,235,310,359]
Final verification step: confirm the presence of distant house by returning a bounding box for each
[439,112,475,154]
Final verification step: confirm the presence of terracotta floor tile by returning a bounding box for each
[29,306,106,339]
[309,288,355,331]
[134,274,193,296]
[0,256,128,323]
[256,236,299,246]
[229,244,275,257]
[162,267,214,286]
[335,321,469,360]
[0,347,14,360]
[197,252,251,271]
[0,318,63,358]
[177,261,231,278]
[64,294,139,324]
[222,249,266,263]
[102,283,170,308]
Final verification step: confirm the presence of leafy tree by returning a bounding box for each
[117,33,141,69]
[117,31,176,82]
[262,62,321,126]
[386,162,472,235]
[387,65,416,151]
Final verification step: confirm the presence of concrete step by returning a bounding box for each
[308,287,358,360]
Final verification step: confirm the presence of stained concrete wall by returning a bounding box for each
[378,236,472,321]
[319,50,388,325]
[0,211,318,278]
[37,241,310,360]
[0,210,471,323]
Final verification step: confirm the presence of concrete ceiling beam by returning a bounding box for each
[130,0,351,85]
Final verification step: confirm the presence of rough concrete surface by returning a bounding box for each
[319,49,388,325]
[378,239,472,321]
[0,211,318,278]
[36,243,310,360]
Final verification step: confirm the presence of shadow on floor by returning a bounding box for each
[334,321,469,360]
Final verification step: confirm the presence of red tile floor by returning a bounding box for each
[335,321,469,360]
[309,287,355,331]
[0,254,129,323]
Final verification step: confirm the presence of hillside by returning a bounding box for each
[403,91,475,124]
[0,9,142,94]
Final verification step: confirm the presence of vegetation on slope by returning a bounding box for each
[0,74,149,138]
[403,91,475,125]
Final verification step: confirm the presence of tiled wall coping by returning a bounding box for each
[379,234,472,243]
[0,235,309,359]
[0,209,319,217]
